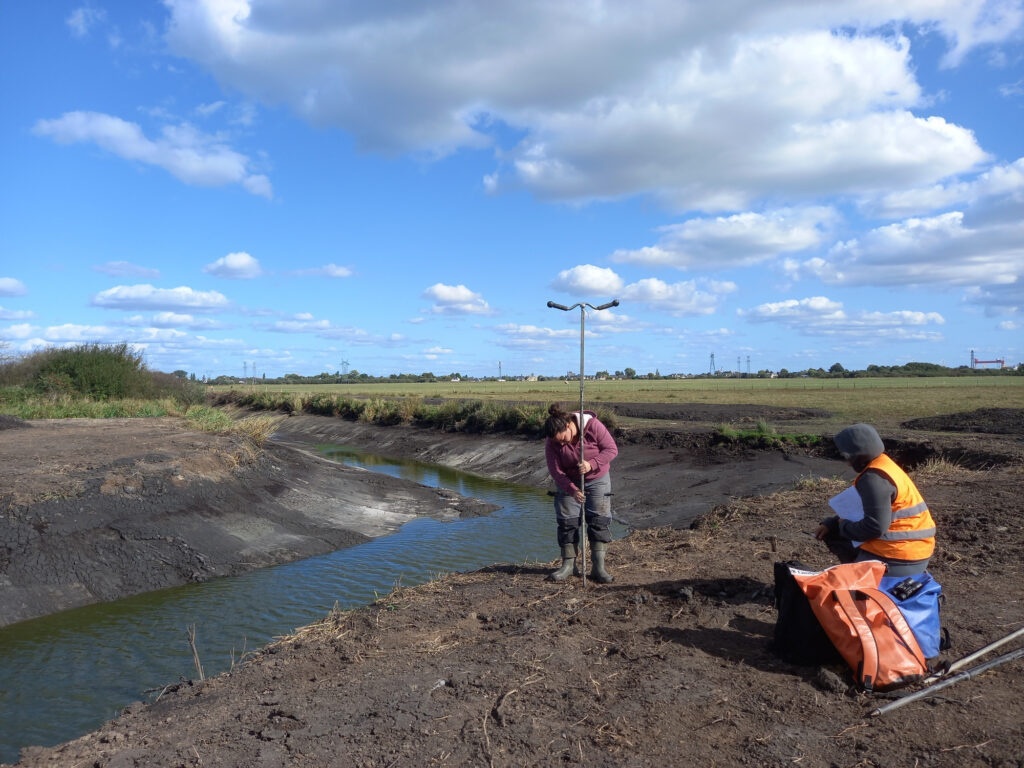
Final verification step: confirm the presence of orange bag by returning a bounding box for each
[792,561,928,691]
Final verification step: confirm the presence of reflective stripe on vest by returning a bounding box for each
[857,454,935,561]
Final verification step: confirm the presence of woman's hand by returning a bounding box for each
[578,459,592,474]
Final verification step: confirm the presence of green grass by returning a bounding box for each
[0,392,186,420]
[714,419,824,449]
[208,377,1023,428]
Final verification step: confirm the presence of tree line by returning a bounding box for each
[203,360,1020,386]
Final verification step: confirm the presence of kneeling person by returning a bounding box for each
[816,423,935,577]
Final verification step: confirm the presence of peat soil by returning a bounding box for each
[2,404,1023,767]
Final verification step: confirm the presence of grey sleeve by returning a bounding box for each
[838,470,894,542]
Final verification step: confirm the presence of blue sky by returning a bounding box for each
[1,1,1022,380]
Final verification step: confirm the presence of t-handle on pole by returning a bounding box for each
[546,298,620,587]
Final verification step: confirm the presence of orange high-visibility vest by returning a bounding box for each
[857,454,935,561]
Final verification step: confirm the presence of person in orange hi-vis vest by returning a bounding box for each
[815,423,936,577]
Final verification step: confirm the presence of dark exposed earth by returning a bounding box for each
[1,403,1022,767]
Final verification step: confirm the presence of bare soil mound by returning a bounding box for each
[3,408,1024,767]
[904,406,1024,436]
[602,400,832,424]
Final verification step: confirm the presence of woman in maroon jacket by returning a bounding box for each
[542,403,619,583]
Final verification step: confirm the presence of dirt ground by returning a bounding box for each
[2,404,1023,767]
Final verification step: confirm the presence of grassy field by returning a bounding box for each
[211,377,1023,428]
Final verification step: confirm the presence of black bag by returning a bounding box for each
[770,560,841,665]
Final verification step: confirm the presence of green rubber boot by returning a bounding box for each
[590,541,614,584]
[547,544,577,582]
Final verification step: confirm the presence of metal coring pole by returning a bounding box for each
[546,299,620,587]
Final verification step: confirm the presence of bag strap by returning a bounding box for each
[833,589,879,690]
[858,587,929,670]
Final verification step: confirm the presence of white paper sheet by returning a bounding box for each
[828,485,864,547]
[829,485,863,521]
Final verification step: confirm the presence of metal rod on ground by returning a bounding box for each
[871,645,1024,717]
[924,625,1024,683]
[547,298,620,588]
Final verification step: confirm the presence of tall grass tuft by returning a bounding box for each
[234,414,283,446]
[185,406,282,446]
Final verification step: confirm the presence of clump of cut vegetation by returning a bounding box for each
[0,344,205,419]
[792,475,847,493]
[912,456,973,479]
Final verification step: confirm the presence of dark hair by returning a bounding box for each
[542,403,575,439]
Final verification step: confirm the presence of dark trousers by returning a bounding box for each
[821,532,930,577]
[553,473,612,547]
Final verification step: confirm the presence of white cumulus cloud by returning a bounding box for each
[33,111,272,198]
[423,283,492,315]
[612,208,837,270]
[91,284,231,311]
[741,296,946,340]
[204,251,263,279]
[621,277,736,316]
[0,278,28,297]
[551,265,624,296]
[160,1,1013,210]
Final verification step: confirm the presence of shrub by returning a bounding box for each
[150,371,205,406]
[28,343,152,399]
[0,344,204,408]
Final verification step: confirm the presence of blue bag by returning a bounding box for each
[880,571,945,658]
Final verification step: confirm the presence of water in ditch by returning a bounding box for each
[0,444,627,763]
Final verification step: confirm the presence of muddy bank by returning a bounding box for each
[271,414,846,531]
[6,407,1023,768]
[0,418,496,627]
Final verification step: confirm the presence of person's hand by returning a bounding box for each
[578,459,592,474]
[573,489,585,503]
[815,516,839,540]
